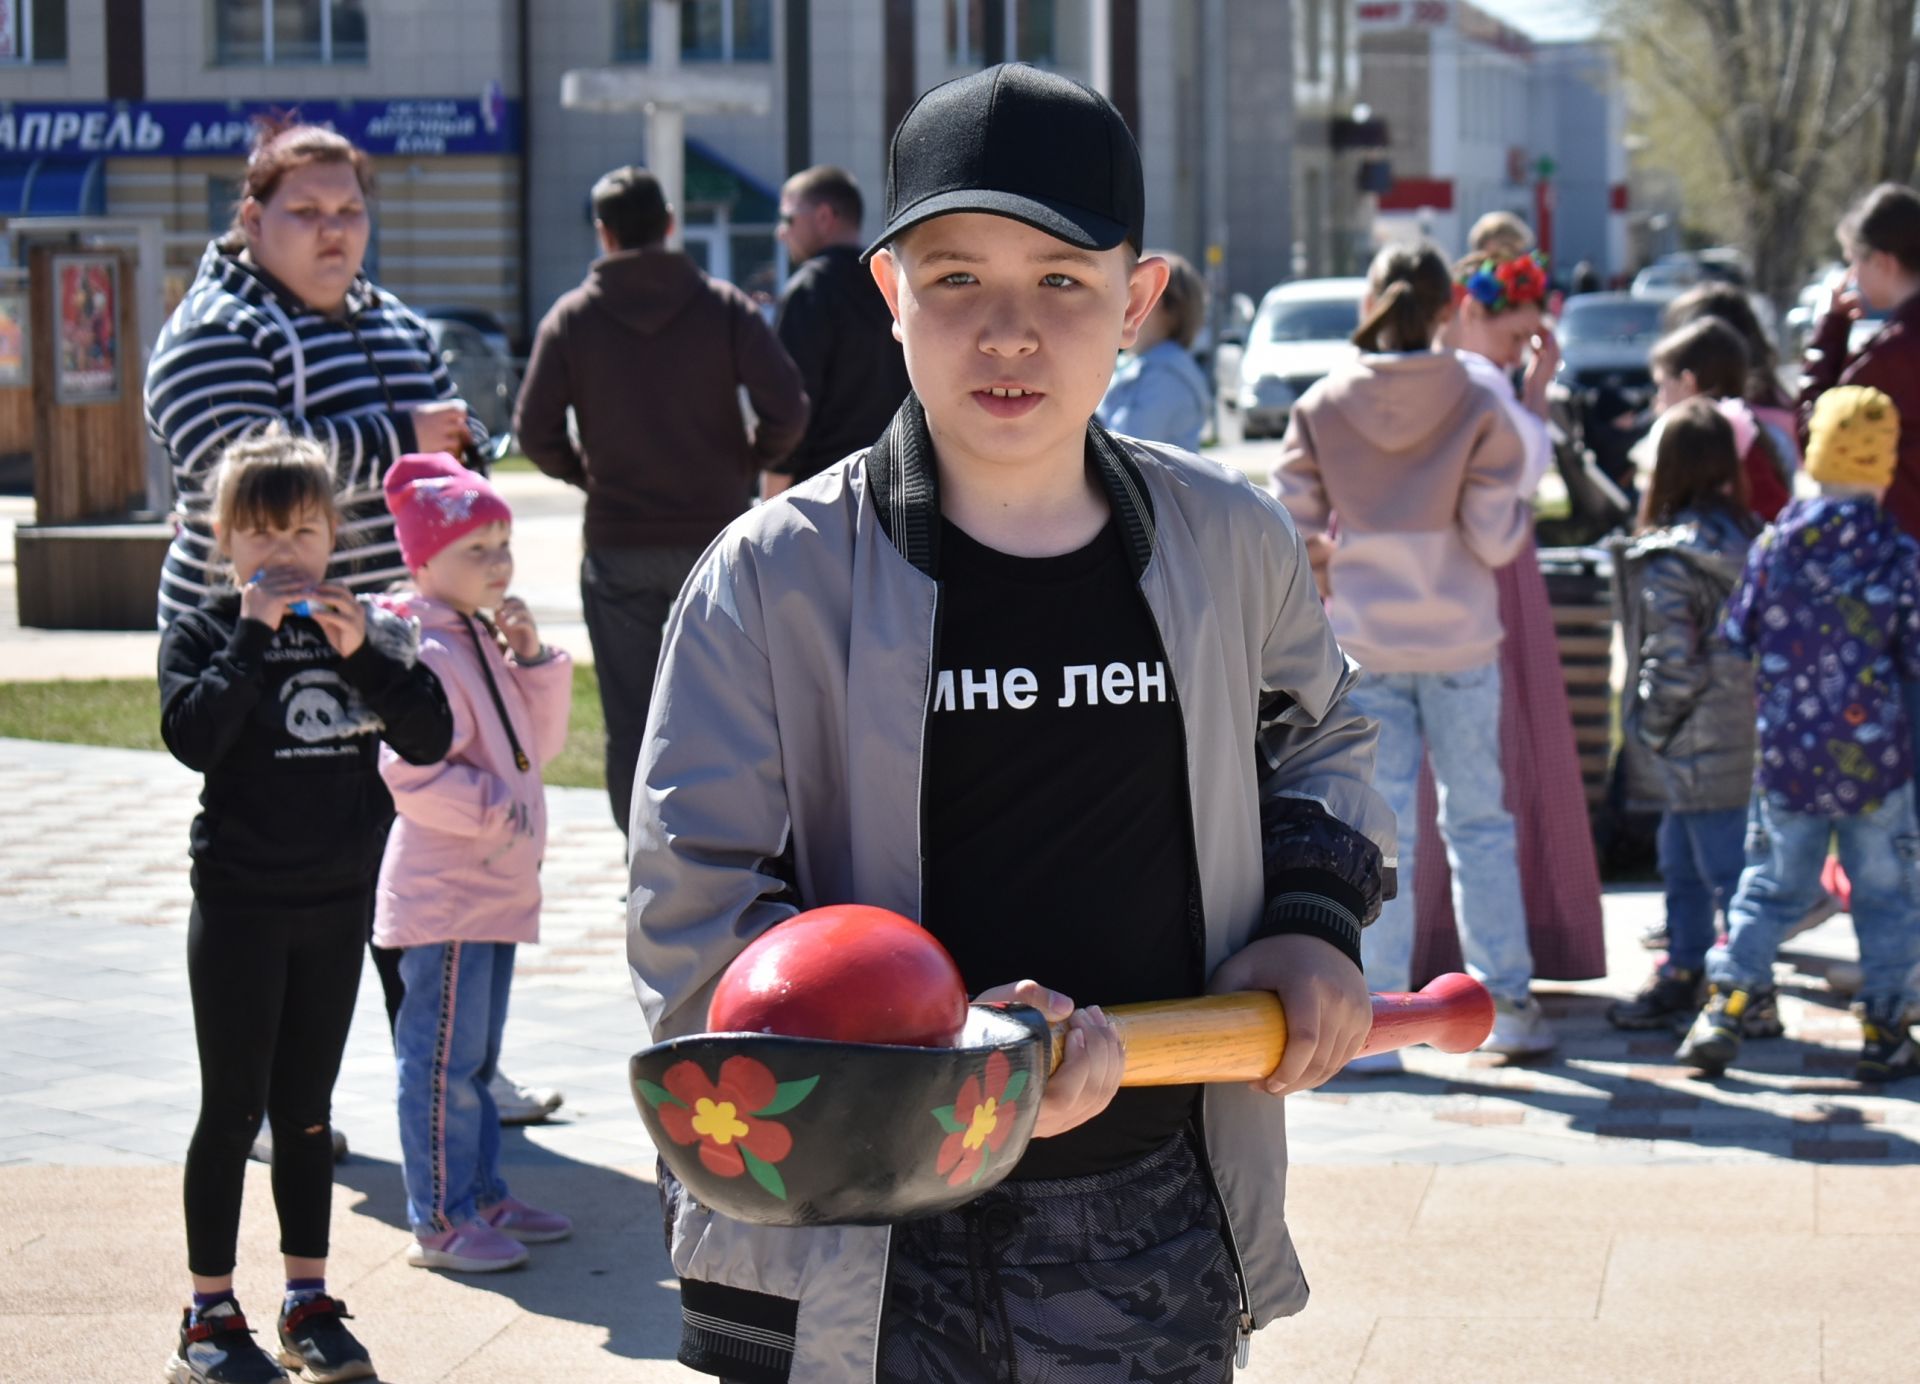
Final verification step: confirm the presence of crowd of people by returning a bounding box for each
[132,67,1920,1384]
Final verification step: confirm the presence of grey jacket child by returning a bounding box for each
[627,399,1396,1381]
[1611,504,1759,814]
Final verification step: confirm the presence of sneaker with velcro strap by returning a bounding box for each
[165,1301,287,1384]
[276,1293,374,1382]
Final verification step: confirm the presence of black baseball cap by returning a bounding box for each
[863,63,1146,263]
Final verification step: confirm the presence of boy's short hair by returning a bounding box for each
[1839,183,1920,273]
[213,426,337,541]
[592,166,672,250]
[1650,319,1749,401]
[1663,282,1781,403]
[784,165,863,228]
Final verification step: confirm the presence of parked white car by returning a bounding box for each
[1235,278,1366,439]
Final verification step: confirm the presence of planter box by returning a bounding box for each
[15,521,170,630]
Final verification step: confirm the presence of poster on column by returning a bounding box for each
[53,255,119,403]
[0,289,26,387]
[0,1,16,62]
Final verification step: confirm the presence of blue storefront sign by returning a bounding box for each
[0,91,522,159]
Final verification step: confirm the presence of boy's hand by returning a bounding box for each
[495,596,544,660]
[1209,933,1370,1095]
[239,566,309,630]
[306,582,367,658]
[974,979,1124,1139]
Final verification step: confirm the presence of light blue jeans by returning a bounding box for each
[395,940,515,1233]
[1347,662,1534,1003]
[1658,807,1749,973]
[1710,783,1920,1009]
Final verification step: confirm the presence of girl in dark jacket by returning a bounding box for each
[1608,399,1762,1030]
[160,430,453,1384]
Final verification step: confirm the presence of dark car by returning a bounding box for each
[422,313,519,440]
[1553,293,1668,491]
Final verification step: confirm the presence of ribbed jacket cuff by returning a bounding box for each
[1253,868,1368,972]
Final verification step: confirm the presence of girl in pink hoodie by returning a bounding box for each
[376,453,574,1273]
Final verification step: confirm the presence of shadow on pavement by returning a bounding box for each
[331,1132,683,1366]
[1320,986,1920,1164]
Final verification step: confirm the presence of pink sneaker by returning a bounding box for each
[407,1218,530,1272]
[480,1196,573,1244]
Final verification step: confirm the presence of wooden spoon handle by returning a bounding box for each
[1045,974,1495,1086]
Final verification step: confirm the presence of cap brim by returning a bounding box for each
[860,189,1132,263]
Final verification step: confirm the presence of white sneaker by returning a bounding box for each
[1343,1049,1403,1076]
[490,1072,563,1126]
[1480,996,1556,1056]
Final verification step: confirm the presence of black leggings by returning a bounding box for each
[183,895,366,1276]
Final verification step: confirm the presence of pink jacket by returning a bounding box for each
[373,595,572,947]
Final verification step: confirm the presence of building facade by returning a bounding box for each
[3,0,525,330]
[4,0,1315,344]
[1356,0,1628,277]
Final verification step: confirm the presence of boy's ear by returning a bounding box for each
[870,248,906,345]
[1118,254,1173,350]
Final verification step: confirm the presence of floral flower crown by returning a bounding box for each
[1459,252,1549,314]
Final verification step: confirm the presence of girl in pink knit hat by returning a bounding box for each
[375,453,575,1272]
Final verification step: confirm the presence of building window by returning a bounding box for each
[1,0,70,64]
[944,0,1054,67]
[212,0,369,66]
[614,0,772,63]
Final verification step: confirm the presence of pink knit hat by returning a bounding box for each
[383,452,514,571]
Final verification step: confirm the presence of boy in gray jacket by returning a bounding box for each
[628,64,1395,1383]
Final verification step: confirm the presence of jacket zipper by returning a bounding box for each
[875,579,944,1382]
[1138,584,1255,1369]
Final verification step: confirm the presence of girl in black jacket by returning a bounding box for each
[159,429,452,1384]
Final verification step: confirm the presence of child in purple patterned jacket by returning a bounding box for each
[1678,386,1920,1081]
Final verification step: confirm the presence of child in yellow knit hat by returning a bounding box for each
[1676,382,1920,1082]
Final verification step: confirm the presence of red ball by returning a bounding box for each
[708,905,969,1048]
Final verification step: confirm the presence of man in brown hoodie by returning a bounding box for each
[515,166,809,832]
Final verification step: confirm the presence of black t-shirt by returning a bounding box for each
[922,516,1199,1180]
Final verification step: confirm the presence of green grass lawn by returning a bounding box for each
[0,663,611,791]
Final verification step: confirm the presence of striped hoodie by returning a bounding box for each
[146,239,486,625]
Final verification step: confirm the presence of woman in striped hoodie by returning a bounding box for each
[146,119,484,629]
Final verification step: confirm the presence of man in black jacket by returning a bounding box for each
[765,166,911,494]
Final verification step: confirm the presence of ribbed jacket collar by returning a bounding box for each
[865,392,1157,580]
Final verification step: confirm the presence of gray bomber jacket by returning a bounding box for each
[627,397,1397,1381]
[1611,504,1759,815]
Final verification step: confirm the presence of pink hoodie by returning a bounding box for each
[373,595,572,948]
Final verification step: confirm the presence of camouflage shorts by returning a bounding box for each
[876,1132,1240,1384]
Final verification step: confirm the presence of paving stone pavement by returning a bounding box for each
[6,735,1920,1382]
[6,735,1912,1175]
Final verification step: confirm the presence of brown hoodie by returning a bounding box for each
[1270,351,1530,674]
[515,249,809,549]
